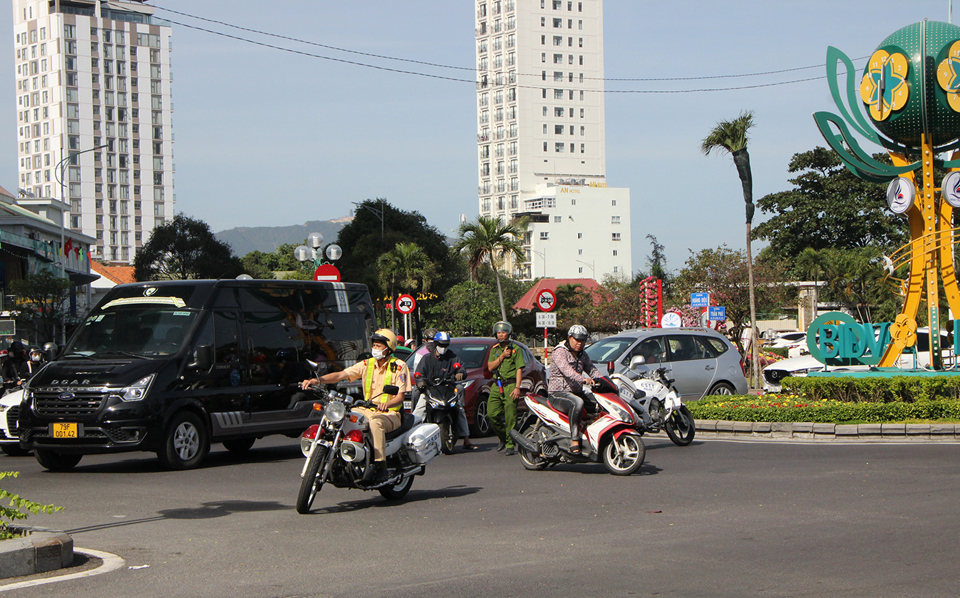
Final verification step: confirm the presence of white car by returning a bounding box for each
[767,331,806,350]
[762,328,951,392]
[0,389,28,456]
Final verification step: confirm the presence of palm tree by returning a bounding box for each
[701,111,761,389]
[377,242,436,331]
[454,215,527,321]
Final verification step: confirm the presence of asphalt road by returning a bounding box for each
[1,435,959,598]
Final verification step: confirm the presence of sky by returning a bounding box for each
[0,1,955,274]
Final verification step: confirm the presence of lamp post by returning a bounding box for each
[575,259,595,279]
[351,201,385,239]
[294,231,342,278]
[530,248,546,278]
[53,143,108,272]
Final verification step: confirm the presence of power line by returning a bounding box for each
[153,6,866,93]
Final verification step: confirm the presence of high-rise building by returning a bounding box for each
[475,0,631,281]
[12,0,174,264]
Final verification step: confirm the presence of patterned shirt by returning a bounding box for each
[548,341,600,394]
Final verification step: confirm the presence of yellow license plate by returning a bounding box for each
[52,423,78,439]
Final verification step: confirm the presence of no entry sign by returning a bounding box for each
[396,294,416,315]
[536,289,557,312]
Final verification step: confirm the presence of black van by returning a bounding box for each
[18,279,377,471]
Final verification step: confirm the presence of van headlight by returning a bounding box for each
[118,375,155,402]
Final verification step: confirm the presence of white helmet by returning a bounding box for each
[567,324,588,341]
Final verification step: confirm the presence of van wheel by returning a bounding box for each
[470,393,492,437]
[35,449,82,471]
[1,444,30,457]
[222,438,255,453]
[158,411,209,470]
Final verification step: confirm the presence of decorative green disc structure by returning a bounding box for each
[814,20,960,369]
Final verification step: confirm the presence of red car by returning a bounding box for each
[406,337,547,437]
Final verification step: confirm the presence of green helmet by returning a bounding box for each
[492,321,513,336]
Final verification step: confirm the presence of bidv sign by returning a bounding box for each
[806,312,897,366]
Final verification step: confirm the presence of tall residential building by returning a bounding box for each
[12,0,174,264]
[475,0,631,281]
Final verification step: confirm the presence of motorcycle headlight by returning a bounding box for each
[324,401,347,423]
[118,375,155,402]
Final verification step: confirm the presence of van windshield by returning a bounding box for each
[66,304,199,358]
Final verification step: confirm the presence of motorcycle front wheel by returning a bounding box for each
[379,474,414,500]
[517,423,547,471]
[439,419,456,455]
[664,405,696,446]
[296,445,328,514]
[602,433,645,476]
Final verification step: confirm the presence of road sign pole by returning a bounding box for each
[544,326,549,361]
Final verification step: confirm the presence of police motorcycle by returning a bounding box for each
[509,376,646,476]
[296,379,441,514]
[607,356,696,446]
[415,363,466,455]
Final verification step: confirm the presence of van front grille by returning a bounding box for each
[34,389,108,418]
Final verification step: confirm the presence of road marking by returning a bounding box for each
[0,548,125,592]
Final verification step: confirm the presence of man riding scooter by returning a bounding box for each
[413,332,478,452]
[547,324,601,455]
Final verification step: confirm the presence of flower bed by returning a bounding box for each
[688,394,960,424]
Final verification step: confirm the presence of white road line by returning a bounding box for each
[0,548,125,592]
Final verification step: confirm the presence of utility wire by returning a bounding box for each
[154,6,867,93]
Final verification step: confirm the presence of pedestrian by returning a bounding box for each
[486,321,524,456]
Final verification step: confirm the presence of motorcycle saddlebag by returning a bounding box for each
[405,423,442,464]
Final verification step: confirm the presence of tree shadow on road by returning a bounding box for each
[66,499,289,534]
[49,444,305,475]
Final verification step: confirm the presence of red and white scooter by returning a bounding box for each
[509,377,646,476]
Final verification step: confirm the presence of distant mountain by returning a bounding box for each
[216,217,352,256]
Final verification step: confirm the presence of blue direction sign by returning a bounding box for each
[708,306,726,321]
[691,292,709,308]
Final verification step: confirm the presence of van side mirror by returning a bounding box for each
[191,344,213,371]
[629,355,647,369]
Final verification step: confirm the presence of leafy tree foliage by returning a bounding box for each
[812,247,900,323]
[135,214,244,281]
[241,242,315,279]
[454,215,526,321]
[753,147,909,265]
[674,246,794,354]
[377,242,436,331]
[9,269,71,343]
[426,280,501,336]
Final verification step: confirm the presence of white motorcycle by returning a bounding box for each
[607,356,696,446]
[296,383,441,514]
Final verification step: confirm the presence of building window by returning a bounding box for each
[540,232,549,240]
[553,36,563,46]
[543,142,548,151]
[612,216,620,224]
[612,233,621,241]
[555,142,564,152]
[555,125,563,134]
[554,89,563,99]
[613,250,618,256]
[554,216,561,223]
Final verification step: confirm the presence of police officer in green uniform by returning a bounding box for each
[486,321,525,456]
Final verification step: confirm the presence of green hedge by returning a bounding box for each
[688,396,960,423]
[781,376,960,403]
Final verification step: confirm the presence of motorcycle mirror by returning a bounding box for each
[453,362,461,369]
[607,361,615,375]
[414,372,422,378]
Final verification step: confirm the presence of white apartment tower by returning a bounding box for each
[475,0,631,281]
[12,0,174,264]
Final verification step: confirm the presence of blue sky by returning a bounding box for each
[0,1,953,272]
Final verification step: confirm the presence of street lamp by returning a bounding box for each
[351,201,384,239]
[53,144,108,271]
[529,248,546,278]
[575,259,595,278]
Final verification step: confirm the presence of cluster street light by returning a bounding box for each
[294,232,342,276]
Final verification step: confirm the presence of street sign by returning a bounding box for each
[396,294,416,315]
[691,292,709,308]
[313,264,341,282]
[536,289,557,312]
[661,312,682,328]
[536,312,557,328]
[708,306,726,321]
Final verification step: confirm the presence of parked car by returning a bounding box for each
[766,331,806,350]
[761,327,953,392]
[0,390,28,456]
[583,328,748,400]
[405,337,547,437]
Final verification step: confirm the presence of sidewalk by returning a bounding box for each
[694,420,960,441]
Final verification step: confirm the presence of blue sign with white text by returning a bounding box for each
[691,292,709,308]
[708,306,726,321]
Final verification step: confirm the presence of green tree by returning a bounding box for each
[454,215,526,321]
[135,214,244,281]
[675,246,794,357]
[426,280,501,336]
[817,247,899,323]
[377,242,436,331]
[701,111,761,388]
[9,269,71,343]
[753,147,909,261]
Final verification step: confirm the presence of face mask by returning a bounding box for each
[30,355,40,362]
[372,349,386,360]
[436,346,447,355]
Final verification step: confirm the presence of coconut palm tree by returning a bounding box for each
[701,111,761,389]
[377,242,436,332]
[454,215,527,321]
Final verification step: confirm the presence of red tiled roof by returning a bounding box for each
[514,278,600,311]
[90,260,136,285]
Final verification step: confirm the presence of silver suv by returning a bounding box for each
[584,328,748,399]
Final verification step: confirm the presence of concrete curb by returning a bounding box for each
[694,420,960,441]
[0,525,73,579]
